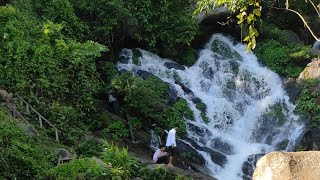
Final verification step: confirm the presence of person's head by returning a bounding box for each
[174,123,179,130]
[159,144,166,151]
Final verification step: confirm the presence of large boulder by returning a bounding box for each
[253,151,320,180]
[298,58,320,80]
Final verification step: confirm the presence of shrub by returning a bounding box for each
[0,109,54,179]
[296,80,320,128]
[139,167,191,180]
[75,136,103,157]
[112,72,168,123]
[255,39,309,77]
[0,6,107,144]
[102,142,138,179]
[103,119,129,140]
[49,158,111,179]
[163,98,193,135]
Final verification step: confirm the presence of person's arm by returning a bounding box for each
[153,149,160,162]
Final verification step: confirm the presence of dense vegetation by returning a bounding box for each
[0,0,319,179]
[0,109,54,179]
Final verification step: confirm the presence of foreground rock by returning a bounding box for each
[146,164,216,180]
[298,58,320,80]
[253,151,320,180]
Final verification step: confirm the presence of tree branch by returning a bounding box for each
[271,7,320,41]
[308,0,320,17]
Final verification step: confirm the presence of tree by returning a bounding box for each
[194,0,320,51]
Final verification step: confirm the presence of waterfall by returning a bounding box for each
[117,34,304,180]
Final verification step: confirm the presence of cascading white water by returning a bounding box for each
[117,34,304,180]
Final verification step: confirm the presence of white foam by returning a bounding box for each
[118,34,304,180]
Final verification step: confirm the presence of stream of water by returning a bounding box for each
[117,34,304,180]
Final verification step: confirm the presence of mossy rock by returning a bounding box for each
[196,102,210,123]
[211,39,242,61]
[132,48,142,65]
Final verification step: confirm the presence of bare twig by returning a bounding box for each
[308,0,320,17]
[271,7,320,41]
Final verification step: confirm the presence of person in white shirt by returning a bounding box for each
[165,124,179,166]
[153,145,169,164]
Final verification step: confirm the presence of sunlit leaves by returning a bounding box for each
[194,0,262,52]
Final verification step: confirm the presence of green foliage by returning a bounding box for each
[126,0,198,60]
[112,72,168,122]
[112,72,190,135]
[255,39,311,77]
[128,117,143,130]
[132,48,142,65]
[262,103,287,126]
[172,98,194,120]
[75,136,103,157]
[181,48,196,66]
[0,6,107,144]
[195,0,261,51]
[0,110,54,179]
[140,167,191,180]
[296,80,320,128]
[102,142,137,179]
[103,120,129,140]
[196,102,209,123]
[49,158,111,179]
[69,0,129,46]
[30,0,86,39]
[262,0,319,41]
[163,98,193,135]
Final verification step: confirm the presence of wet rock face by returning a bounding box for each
[164,62,186,70]
[283,78,302,102]
[200,147,227,167]
[299,128,320,151]
[209,138,234,155]
[176,138,228,167]
[187,123,212,137]
[137,70,158,80]
[241,154,264,179]
[176,140,206,166]
[253,151,320,180]
[175,81,193,94]
[167,84,178,105]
